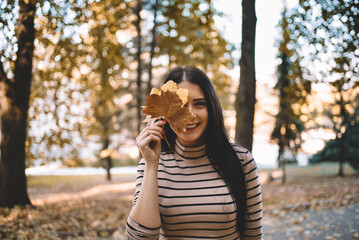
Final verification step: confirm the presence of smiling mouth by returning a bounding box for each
[186,123,200,131]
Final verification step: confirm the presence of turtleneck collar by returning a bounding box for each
[174,138,207,161]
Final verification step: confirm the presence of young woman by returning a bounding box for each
[126,66,263,239]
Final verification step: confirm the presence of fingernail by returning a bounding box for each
[162,129,166,133]
[162,119,166,122]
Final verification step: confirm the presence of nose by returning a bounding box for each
[188,105,196,121]
[188,104,193,112]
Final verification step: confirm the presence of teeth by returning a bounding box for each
[186,123,198,128]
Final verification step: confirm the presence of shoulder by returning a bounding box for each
[230,142,257,170]
[230,142,253,160]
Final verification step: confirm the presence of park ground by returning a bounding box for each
[0,163,358,239]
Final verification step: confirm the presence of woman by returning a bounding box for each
[126,66,263,239]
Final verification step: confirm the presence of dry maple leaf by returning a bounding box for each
[142,80,194,131]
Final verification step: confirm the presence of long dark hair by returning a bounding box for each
[160,66,248,235]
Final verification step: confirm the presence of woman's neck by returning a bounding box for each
[176,136,206,148]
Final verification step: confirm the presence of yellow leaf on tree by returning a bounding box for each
[142,81,193,131]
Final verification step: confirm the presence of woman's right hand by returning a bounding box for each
[136,119,166,165]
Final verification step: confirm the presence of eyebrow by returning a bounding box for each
[193,98,206,102]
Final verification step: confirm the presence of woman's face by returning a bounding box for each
[172,81,208,147]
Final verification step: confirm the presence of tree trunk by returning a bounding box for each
[235,0,257,152]
[278,133,286,184]
[338,135,344,177]
[95,23,113,182]
[0,0,35,207]
[147,0,158,95]
[135,0,143,134]
[338,90,346,177]
[101,139,112,181]
[281,155,286,184]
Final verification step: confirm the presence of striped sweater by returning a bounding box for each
[126,140,263,239]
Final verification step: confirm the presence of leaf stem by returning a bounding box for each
[162,125,171,149]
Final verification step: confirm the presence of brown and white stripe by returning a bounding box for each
[126,139,263,239]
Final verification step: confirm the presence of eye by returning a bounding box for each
[194,101,206,107]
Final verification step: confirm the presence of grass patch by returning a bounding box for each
[286,162,357,176]
[27,175,104,187]
[27,173,137,199]
[259,162,358,177]
[27,174,137,187]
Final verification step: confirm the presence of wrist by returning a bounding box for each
[145,160,159,170]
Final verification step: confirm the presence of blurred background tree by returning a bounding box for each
[0,0,236,200]
[310,93,359,171]
[30,0,235,175]
[235,0,256,151]
[28,0,90,168]
[0,0,35,206]
[154,0,234,106]
[271,5,311,184]
[287,0,359,176]
[79,0,131,181]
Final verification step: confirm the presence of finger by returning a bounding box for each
[137,128,163,143]
[136,121,166,148]
[138,134,162,150]
[140,124,165,139]
[137,127,155,144]
[137,125,151,139]
[153,119,167,127]
[138,134,163,150]
[138,122,164,137]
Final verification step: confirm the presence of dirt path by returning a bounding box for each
[31,181,136,205]
[263,201,359,240]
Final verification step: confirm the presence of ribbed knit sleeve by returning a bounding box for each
[131,158,145,207]
[125,159,161,239]
[233,144,263,239]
